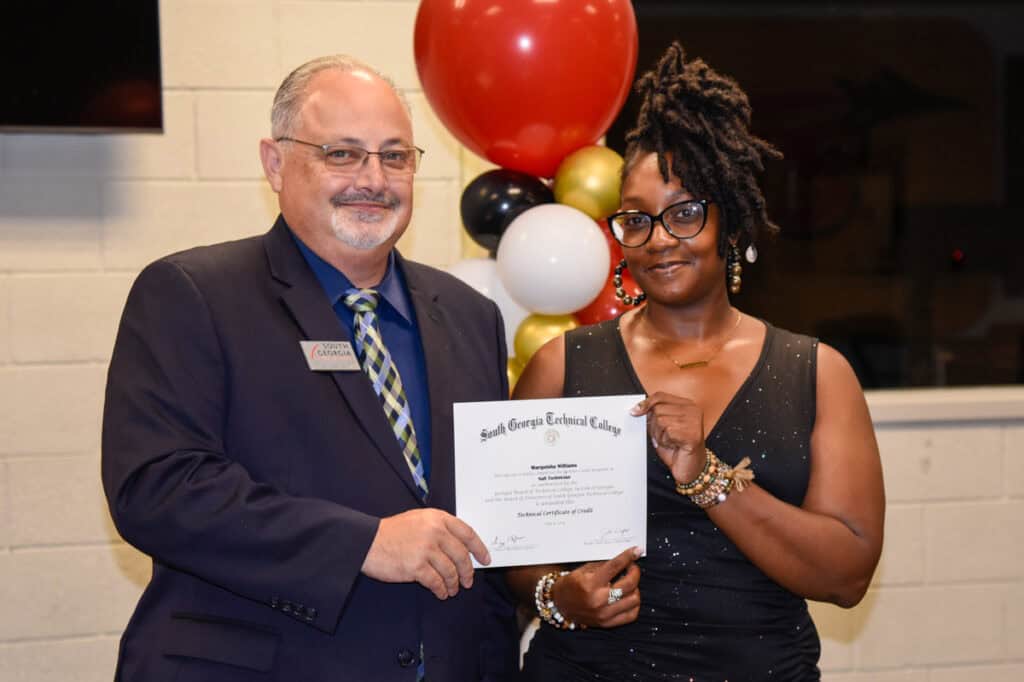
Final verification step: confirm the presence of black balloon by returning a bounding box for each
[460,169,554,254]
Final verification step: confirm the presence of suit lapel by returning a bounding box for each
[401,258,457,513]
[263,219,424,503]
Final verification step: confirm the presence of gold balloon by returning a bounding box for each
[507,356,525,395]
[514,314,579,364]
[553,145,625,220]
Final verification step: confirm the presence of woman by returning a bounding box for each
[507,43,885,681]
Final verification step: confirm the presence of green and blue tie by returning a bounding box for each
[343,288,429,500]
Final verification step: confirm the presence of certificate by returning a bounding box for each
[454,394,647,568]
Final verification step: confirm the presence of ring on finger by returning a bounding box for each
[607,587,624,605]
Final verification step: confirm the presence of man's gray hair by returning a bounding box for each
[270,55,409,139]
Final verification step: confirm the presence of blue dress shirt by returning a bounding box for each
[291,233,432,484]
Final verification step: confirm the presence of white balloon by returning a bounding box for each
[444,257,529,350]
[496,204,610,315]
[445,258,497,296]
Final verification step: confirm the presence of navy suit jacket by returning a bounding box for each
[102,217,518,681]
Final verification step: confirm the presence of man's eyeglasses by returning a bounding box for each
[607,199,712,247]
[275,137,425,175]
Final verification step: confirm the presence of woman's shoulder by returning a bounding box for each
[758,319,863,394]
[513,333,566,399]
[566,316,622,342]
[759,319,819,352]
[752,319,821,384]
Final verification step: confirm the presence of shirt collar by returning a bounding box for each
[290,231,413,324]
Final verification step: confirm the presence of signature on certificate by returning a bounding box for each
[491,534,529,550]
[583,527,634,545]
[602,527,633,540]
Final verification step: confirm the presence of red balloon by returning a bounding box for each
[414,0,638,178]
[574,270,642,326]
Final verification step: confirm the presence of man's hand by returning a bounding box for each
[362,509,491,599]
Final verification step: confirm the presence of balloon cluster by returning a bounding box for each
[415,0,643,392]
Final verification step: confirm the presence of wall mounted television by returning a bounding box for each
[1,2,162,133]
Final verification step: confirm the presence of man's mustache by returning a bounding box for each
[331,192,399,208]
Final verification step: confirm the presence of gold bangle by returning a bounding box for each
[689,456,756,509]
[690,470,735,509]
[675,448,717,496]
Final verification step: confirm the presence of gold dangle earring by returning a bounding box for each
[727,243,742,294]
[613,259,647,305]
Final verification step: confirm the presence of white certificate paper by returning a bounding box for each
[454,394,647,568]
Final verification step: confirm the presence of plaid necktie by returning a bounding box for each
[343,288,429,500]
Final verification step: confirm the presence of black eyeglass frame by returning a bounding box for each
[606,199,713,247]
[275,136,425,174]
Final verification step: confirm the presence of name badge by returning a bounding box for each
[300,341,361,371]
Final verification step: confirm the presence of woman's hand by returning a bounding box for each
[631,391,706,484]
[550,546,643,628]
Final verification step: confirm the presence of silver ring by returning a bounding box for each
[607,587,624,605]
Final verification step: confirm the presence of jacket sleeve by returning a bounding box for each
[101,258,378,633]
[480,298,520,680]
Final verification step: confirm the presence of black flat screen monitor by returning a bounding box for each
[1,2,162,133]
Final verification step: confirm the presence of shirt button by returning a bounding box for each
[396,649,416,667]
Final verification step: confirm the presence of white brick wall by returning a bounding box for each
[1,2,1023,680]
[873,504,924,586]
[876,424,1004,502]
[856,586,1004,667]
[279,2,421,90]
[8,456,116,546]
[10,275,133,363]
[931,665,1024,682]
[0,179,103,272]
[161,0,280,89]
[0,460,11,549]
[828,671,928,682]
[0,367,106,454]
[1007,425,1024,497]
[196,91,276,179]
[100,181,274,269]
[925,502,1024,583]
[0,636,121,682]
[0,546,149,640]
[0,278,11,363]
[1007,583,1024,658]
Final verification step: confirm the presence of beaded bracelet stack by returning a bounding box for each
[534,570,583,630]
[675,448,755,509]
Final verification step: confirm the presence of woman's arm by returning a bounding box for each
[642,342,885,607]
[504,335,643,627]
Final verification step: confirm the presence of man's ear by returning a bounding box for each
[260,138,284,192]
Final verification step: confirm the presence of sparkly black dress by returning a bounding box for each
[520,318,822,681]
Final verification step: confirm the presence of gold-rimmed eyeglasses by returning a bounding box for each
[275,137,425,175]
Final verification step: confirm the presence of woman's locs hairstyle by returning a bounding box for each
[622,41,783,259]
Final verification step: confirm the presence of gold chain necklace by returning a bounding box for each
[643,309,743,369]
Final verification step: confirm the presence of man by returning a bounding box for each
[102,55,517,681]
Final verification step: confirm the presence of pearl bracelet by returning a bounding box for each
[534,570,582,630]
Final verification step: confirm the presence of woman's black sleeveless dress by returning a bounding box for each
[520,317,822,681]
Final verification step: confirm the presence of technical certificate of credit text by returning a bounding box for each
[454,394,647,568]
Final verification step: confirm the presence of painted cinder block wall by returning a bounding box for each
[1,2,1021,680]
